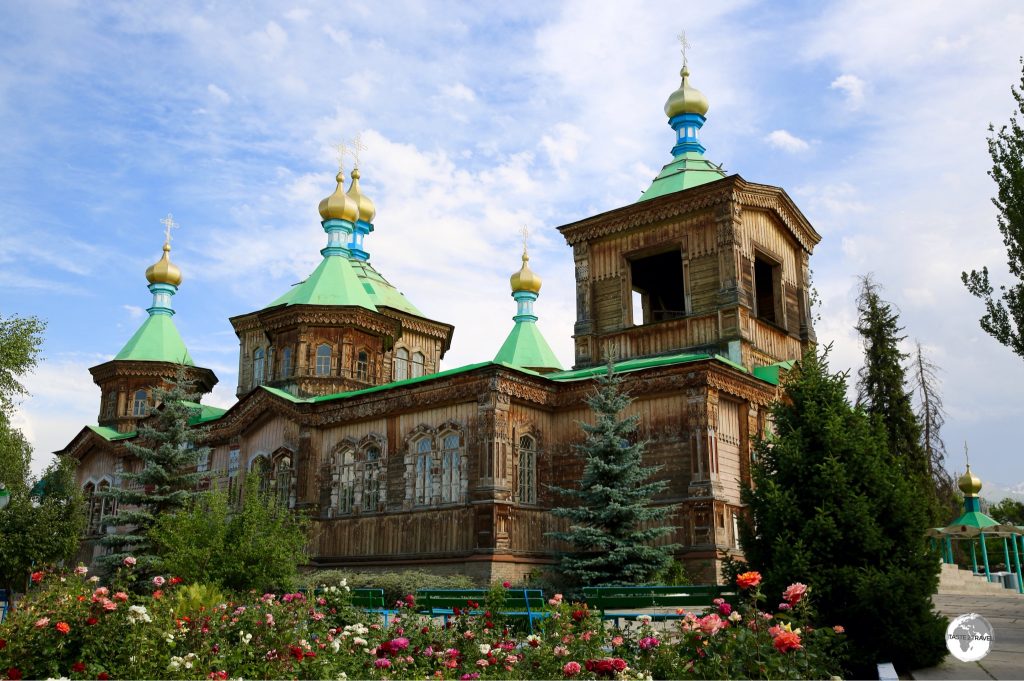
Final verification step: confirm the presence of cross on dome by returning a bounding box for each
[677,30,691,67]
[160,213,178,245]
[335,141,349,174]
[351,132,367,169]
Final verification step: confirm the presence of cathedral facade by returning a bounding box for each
[58,62,820,583]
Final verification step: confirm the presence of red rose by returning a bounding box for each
[170,576,182,585]
[572,609,586,622]
[86,617,99,626]
[7,667,23,680]
[98,673,110,680]
[736,571,762,590]
[773,630,802,653]
[30,571,44,583]
[502,581,511,588]
[0,639,5,650]
[72,662,87,673]
[55,621,71,635]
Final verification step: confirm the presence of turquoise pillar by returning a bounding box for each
[981,533,991,579]
[1003,537,1012,573]
[971,540,979,574]
[1012,534,1023,594]
[946,537,954,565]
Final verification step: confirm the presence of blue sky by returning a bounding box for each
[4,1,1024,495]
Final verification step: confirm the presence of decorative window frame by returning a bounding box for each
[132,389,148,417]
[315,343,333,377]
[514,428,540,505]
[394,347,409,381]
[403,421,465,509]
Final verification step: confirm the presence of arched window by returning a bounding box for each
[394,348,409,381]
[440,433,461,503]
[252,456,272,496]
[97,480,114,530]
[275,456,293,508]
[253,347,265,385]
[84,482,99,534]
[364,445,382,511]
[337,449,356,514]
[412,352,425,378]
[414,438,431,506]
[104,391,117,418]
[316,344,332,376]
[132,390,148,417]
[280,347,292,379]
[517,435,537,505]
[356,351,369,381]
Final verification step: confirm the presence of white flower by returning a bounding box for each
[169,657,183,670]
[478,644,492,655]
[637,615,653,624]
[240,631,252,645]
[331,639,341,653]
[127,605,152,624]
[336,674,348,680]
[340,578,347,587]
[353,637,367,646]
[88,576,100,583]
[728,611,742,623]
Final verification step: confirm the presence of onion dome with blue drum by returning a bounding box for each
[638,61,726,202]
[346,167,376,262]
[493,246,562,374]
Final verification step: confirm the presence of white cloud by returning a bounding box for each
[440,82,476,103]
[540,122,588,171]
[764,129,810,153]
[122,304,145,319]
[830,74,866,109]
[323,24,350,47]
[207,83,231,104]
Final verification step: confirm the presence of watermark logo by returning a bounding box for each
[946,613,993,662]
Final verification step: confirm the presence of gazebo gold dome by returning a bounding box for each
[664,66,710,118]
[958,465,982,498]
[319,171,360,222]
[510,251,542,294]
[346,168,376,223]
[145,244,182,286]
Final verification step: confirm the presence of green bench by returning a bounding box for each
[415,588,547,632]
[583,585,738,625]
[304,587,395,624]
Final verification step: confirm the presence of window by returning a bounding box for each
[412,352,425,378]
[196,450,210,473]
[394,348,409,381]
[132,390,148,417]
[280,347,292,379]
[414,438,431,505]
[104,391,117,418]
[252,456,272,496]
[316,344,332,376]
[356,351,369,381]
[84,482,98,534]
[753,253,781,324]
[517,435,537,504]
[364,446,382,510]
[228,448,240,501]
[275,456,293,508]
[630,249,686,324]
[337,449,356,514]
[253,347,265,385]
[440,433,460,503]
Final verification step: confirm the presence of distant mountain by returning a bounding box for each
[980,479,1024,503]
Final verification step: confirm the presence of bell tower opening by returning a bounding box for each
[753,252,781,325]
[630,249,687,324]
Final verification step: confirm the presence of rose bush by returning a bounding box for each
[0,567,844,679]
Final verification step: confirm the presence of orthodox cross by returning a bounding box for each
[677,30,691,67]
[335,141,349,174]
[160,213,178,245]
[351,132,367,169]
[964,441,970,468]
[520,225,530,255]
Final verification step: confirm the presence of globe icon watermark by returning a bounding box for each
[946,613,993,662]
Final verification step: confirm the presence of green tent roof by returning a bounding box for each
[349,260,423,315]
[87,425,136,441]
[946,510,1001,531]
[267,255,376,311]
[113,314,194,365]
[638,151,727,202]
[493,322,562,372]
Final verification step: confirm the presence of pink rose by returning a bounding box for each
[122,556,136,567]
[502,581,511,588]
[779,602,792,611]
[563,661,582,676]
[34,617,50,628]
[153,575,166,587]
[374,658,391,669]
[782,582,807,605]
[113,591,129,602]
[74,566,88,576]
[93,587,109,598]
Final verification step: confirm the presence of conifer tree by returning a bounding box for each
[547,363,676,584]
[910,341,959,518]
[855,275,938,519]
[963,58,1024,359]
[98,368,211,572]
[740,347,947,676]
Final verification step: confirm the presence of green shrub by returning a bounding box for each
[301,569,475,605]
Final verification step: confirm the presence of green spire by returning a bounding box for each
[114,313,194,365]
[494,320,562,371]
[266,252,376,310]
[349,260,423,315]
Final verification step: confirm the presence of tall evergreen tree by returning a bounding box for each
[547,363,677,585]
[740,347,947,676]
[910,341,959,519]
[855,275,938,519]
[963,58,1024,359]
[98,368,211,572]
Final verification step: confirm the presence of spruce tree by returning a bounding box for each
[547,362,677,585]
[855,275,938,519]
[740,347,947,676]
[98,368,211,573]
[963,58,1024,359]
[910,341,959,519]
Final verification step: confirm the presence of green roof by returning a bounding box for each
[87,425,135,442]
[113,314,194,365]
[493,322,562,372]
[182,401,228,425]
[946,511,1001,531]
[349,260,423,315]
[752,360,796,386]
[546,351,712,381]
[266,255,376,311]
[638,151,727,202]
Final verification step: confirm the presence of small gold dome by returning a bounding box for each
[510,251,542,294]
[346,168,376,223]
[664,66,710,118]
[145,243,183,286]
[318,171,359,222]
[958,465,982,498]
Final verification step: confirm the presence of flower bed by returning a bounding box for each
[0,563,845,680]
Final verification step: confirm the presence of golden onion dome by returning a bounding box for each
[318,171,359,222]
[510,251,542,295]
[664,66,710,118]
[145,243,183,286]
[346,168,376,223]
[958,465,982,498]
